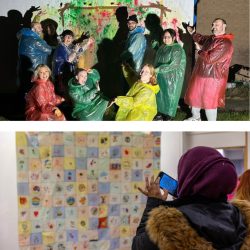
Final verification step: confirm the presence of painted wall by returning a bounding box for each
[0,0,194,95]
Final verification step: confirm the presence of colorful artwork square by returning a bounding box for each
[76,157,87,170]
[121,135,133,146]
[52,145,64,157]
[87,147,99,158]
[110,146,121,158]
[28,147,40,159]
[63,133,75,146]
[50,133,63,145]
[75,134,87,147]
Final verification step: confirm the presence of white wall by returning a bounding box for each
[0,132,18,250]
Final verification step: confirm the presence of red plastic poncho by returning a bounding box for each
[25,78,66,121]
[185,33,234,109]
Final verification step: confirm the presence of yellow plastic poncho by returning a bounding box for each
[115,64,160,121]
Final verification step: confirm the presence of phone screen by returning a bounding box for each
[159,173,178,198]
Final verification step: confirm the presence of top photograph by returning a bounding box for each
[0,0,249,121]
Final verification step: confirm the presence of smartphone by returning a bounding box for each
[156,171,178,198]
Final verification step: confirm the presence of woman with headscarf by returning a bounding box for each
[133,146,249,250]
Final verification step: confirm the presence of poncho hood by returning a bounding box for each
[129,26,145,35]
[141,83,160,94]
[215,33,234,40]
[17,28,40,40]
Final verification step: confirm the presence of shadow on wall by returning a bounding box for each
[0,7,39,94]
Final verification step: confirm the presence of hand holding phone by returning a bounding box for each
[156,171,178,198]
[138,175,169,201]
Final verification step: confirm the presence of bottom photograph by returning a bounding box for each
[1,131,250,250]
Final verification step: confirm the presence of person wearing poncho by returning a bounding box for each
[68,68,109,121]
[154,29,186,121]
[25,64,66,121]
[133,146,249,250]
[184,18,234,121]
[113,63,159,121]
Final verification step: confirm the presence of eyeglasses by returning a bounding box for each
[163,36,172,39]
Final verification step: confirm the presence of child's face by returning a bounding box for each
[76,71,88,85]
[38,67,50,81]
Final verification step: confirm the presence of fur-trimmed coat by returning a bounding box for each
[132,196,249,250]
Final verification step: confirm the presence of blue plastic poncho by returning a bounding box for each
[68,69,109,121]
[154,43,186,117]
[52,43,83,76]
[120,26,146,73]
[17,28,52,72]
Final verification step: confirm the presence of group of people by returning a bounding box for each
[17,7,234,121]
[133,146,250,249]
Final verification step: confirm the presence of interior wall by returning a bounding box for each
[183,132,250,169]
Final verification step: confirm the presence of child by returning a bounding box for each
[110,63,159,121]
[68,68,109,121]
[25,64,66,121]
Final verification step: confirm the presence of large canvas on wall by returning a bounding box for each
[16,131,161,250]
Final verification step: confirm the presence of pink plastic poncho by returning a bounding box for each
[25,78,66,121]
[185,33,234,109]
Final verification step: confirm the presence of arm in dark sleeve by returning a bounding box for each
[193,33,211,46]
[132,197,163,250]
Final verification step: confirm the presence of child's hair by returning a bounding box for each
[233,169,250,200]
[140,64,157,85]
[33,64,51,80]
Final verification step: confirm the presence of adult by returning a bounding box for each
[17,22,52,95]
[134,146,248,250]
[184,18,234,121]
[52,30,94,99]
[25,64,65,121]
[154,29,186,121]
[68,68,109,121]
[120,14,146,94]
[111,63,159,121]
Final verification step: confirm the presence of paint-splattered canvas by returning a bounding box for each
[16,131,161,250]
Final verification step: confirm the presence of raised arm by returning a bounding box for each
[122,63,138,89]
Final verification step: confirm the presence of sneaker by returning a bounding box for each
[184,117,201,121]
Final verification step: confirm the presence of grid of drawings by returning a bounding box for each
[16,132,161,250]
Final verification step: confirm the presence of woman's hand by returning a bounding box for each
[138,175,169,201]
[74,44,81,53]
[61,97,65,102]
[86,69,93,73]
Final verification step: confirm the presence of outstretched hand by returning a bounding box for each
[194,42,201,51]
[187,25,196,35]
[138,175,169,201]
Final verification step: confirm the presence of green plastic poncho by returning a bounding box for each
[115,64,160,121]
[154,43,186,117]
[68,69,109,121]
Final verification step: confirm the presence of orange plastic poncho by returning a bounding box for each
[185,33,234,109]
[25,78,66,121]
